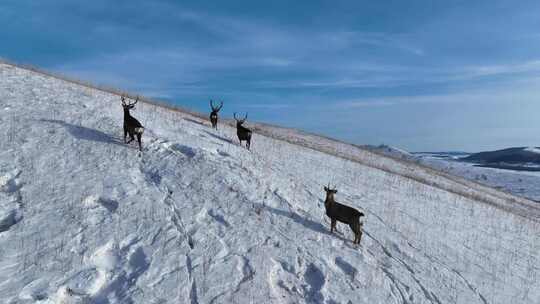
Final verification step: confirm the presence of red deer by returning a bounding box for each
[234,112,252,150]
[121,95,144,151]
[209,100,223,129]
[323,184,364,244]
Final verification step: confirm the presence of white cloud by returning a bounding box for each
[335,77,540,109]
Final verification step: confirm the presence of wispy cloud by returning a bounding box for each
[335,78,540,109]
[460,60,540,78]
[8,0,540,151]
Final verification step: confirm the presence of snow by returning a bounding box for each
[418,155,540,202]
[363,144,416,161]
[524,147,540,154]
[1,62,540,303]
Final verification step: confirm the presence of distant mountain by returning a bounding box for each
[463,147,540,164]
[413,151,470,160]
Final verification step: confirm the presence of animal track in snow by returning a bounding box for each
[18,278,50,302]
[216,149,230,157]
[207,209,231,228]
[83,195,118,213]
[0,209,22,233]
[161,142,197,158]
[0,168,23,233]
[268,259,304,303]
[56,237,151,303]
[0,169,22,193]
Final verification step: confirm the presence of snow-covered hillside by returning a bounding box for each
[362,144,417,162]
[1,62,540,304]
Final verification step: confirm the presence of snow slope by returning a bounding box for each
[362,145,417,162]
[1,62,540,304]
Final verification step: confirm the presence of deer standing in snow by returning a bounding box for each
[323,184,364,244]
[209,100,223,129]
[121,95,144,151]
[234,112,252,150]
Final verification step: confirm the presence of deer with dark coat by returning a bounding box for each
[323,185,364,244]
[209,100,223,129]
[121,95,144,151]
[234,112,252,150]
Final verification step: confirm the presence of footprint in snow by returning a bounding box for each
[163,142,197,158]
[0,209,23,233]
[0,169,22,193]
[0,168,23,233]
[217,149,230,157]
[85,239,150,303]
[83,195,118,213]
[18,278,50,301]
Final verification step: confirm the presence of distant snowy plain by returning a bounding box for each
[1,63,539,303]
[418,155,540,202]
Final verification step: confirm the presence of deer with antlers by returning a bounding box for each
[209,100,223,130]
[323,184,364,245]
[121,95,144,151]
[233,112,252,150]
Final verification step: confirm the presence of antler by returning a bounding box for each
[326,182,337,191]
[121,94,139,106]
[234,112,248,123]
[211,100,223,111]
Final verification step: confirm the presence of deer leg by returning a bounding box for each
[247,138,251,150]
[357,223,363,244]
[124,128,128,143]
[349,223,357,243]
[351,221,361,244]
[126,132,135,144]
[137,133,142,151]
[330,219,336,233]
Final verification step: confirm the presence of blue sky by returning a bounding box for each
[2,1,540,151]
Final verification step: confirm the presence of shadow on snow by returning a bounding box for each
[40,119,124,146]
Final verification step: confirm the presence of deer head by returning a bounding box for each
[210,100,223,113]
[121,95,139,113]
[323,183,338,202]
[234,112,248,127]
